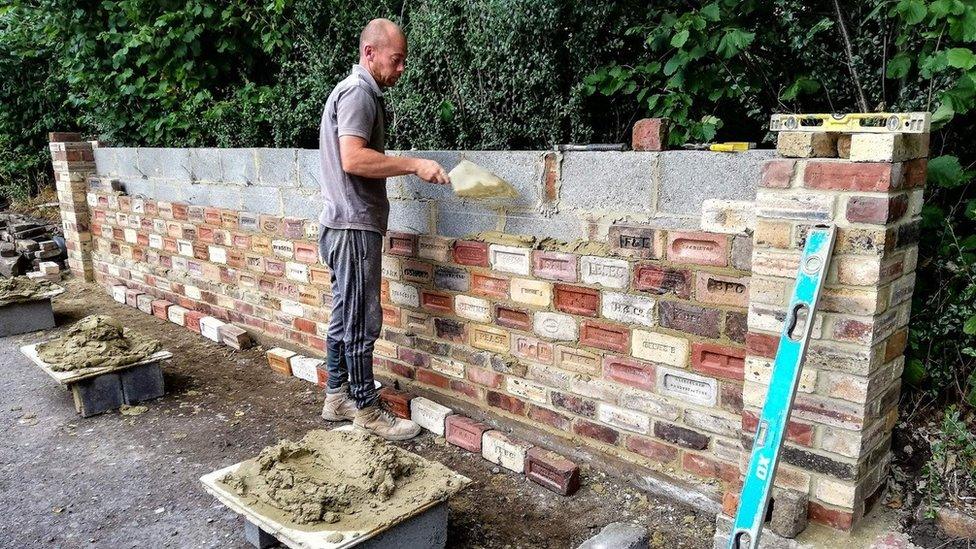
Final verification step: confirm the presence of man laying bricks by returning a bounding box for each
[317,18,450,440]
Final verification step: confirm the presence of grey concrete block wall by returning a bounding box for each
[95,147,770,239]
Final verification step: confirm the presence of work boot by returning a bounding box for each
[321,383,357,421]
[353,403,422,441]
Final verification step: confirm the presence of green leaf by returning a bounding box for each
[964,314,976,335]
[716,29,754,58]
[780,76,820,101]
[897,0,928,24]
[946,47,976,69]
[700,3,720,22]
[965,200,976,221]
[903,357,927,385]
[931,101,955,126]
[887,53,912,78]
[928,155,969,188]
[671,29,689,48]
[437,99,454,122]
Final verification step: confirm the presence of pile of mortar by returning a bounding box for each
[218,430,462,532]
[0,276,56,306]
[37,315,162,372]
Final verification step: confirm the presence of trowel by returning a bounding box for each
[448,159,518,199]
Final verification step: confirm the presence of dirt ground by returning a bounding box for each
[0,280,716,548]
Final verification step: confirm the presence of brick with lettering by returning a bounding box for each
[659,301,721,339]
[604,355,655,390]
[431,357,465,378]
[554,345,600,375]
[692,342,746,380]
[207,245,227,264]
[482,431,534,473]
[455,295,492,322]
[580,320,630,353]
[219,210,238,229]
[633,264,691,298]
[434,317,466,342]
[495,305,531,331]
[382,231,416,256]
[695,272,749,307]
[279,217,303,239]
[418,235,453,262]
[388,281,420,308]
[445,415,490,453]
[507,377,548,403]
[410,397,452,436]
[510,278,552,307]
[402,260,433,284]
[200,316,225,342]
[532,250,577,282]
[533,311,578,341]
[470,324,510,353]
[553,284,599,317]
[511,334,554,364]
[136,293,155,315]
[524,447,580,496]
[598,403,650,434]
[631,329,689,366]
[580,256,629,288]
[420,290,453,313]
[453,240,488,266]
[380,256,401,280]
[471,272,509,298]
[434,265,469,291]
[666,231,729,266]
[293,241,318,264]
[657,365,718,407]
[166,304,189,326]
[609,224,664,259]
[489,244,531,275]
[285,262,309,283]
[600,292,655,327]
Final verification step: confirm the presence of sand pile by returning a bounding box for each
[218,430,463,531]
[37,315,162,372]
[0,276,57,306]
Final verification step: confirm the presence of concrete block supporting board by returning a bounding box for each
[410,397,452,436]
[119,362,165,404]
[482,430,534,473]
[0,299,56,337]
[72,373,124,417]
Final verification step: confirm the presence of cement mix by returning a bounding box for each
[36,315,162,372]
[449,160,518,199]
[0,276,56,306]
[464,231,611,255]
[217,430,463,532]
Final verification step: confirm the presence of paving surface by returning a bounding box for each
[0,280,716,548]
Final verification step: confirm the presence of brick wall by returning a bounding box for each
[50,126,925,534]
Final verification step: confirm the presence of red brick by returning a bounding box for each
[385,232,418,256]
[541,152,559,201]
[282,217,305,239]
[401,260,433,284]
[452,240,488,267]
[495,305,531,331]
[379,387,414,418]
[654,422,709,450]
[383,358,415,379]
[397,347,429,368]
[184,311,205,333]
[551,392,597,418]
[470,272,509,298]
[123,289,142,308]
[746,332,779,358]
[434,317,466,342]
[625,435,678,463]
[525,447,581,496]
[511,334,553,364]
[631,118,668,151]
[666,231,728,266]
[633,264,691,298]
[659,301,721,339]
[846,194,909,224]
[445,415,490,452]
[466,366,504,389]
[294,317,316,334]
[573,419,619,444]
[450,379,480,399]
[416,368,451,389]
[742,410,813,446]
[692,342,746,381]
[761,159,797,188]
[553,284,599,316]
[172,202,189,221]
[722,490,740,518]
[420,290,453,314]
[259,214,281,235]
[604,355,655,390]
[579,320,630,353]
[724,311,748,344]
[218,324,253,350]
[803,161,901,192]
[903,158,927,188]
[294,242,318,263]
[682,453,739,483]
[151,299,173,320]
[527,404,572,431]
[532,250,577,282]
[808,501,854,530]
[486,390,526,415]
[49,131,83,142]
[381,305,400,327]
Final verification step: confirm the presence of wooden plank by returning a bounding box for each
[19,343,172,386]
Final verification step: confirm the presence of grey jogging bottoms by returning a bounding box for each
[318,226,383,409]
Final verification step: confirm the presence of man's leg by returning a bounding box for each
[320,226,348,393]
[338,229,383,408]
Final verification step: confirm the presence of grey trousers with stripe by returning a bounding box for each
[319,226,383,408]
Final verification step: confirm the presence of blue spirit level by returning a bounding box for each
[729,224,836,548]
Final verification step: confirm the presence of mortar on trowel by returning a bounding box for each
[448,159,518,199]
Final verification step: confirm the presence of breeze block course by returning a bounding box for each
[57,128,926,535]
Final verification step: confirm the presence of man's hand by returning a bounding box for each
[412,159,451,185]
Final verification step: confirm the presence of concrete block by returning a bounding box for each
[114,148,143,180]
[93,148,117,176]
[280,188,318,220]
[410,396,452,435]
[71,373,124,417]
[243,521,276,549]
[769,488,808,538]
[119,363,165,404]
[218,148,257,185]
[296,149,322,190]
[357,501,448,549]
[207,184,246,211]
[118,178,153,198]
[0,299,56,336]
[236,186,281,216]
[189,148,223,183]
[658,150,772,216]
[388,199,431,234]
[576,522,649,549]
[256,148,297,187]
[504,210,583,241]
[138,148,191,182]
[436,203,501,237]
[560,151,656,214]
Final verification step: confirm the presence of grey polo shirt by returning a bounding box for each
[318,65,389,234]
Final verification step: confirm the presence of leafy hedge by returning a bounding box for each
[1,0,974,405]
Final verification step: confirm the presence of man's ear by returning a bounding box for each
[363,44,374,61]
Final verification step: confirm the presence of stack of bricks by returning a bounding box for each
[49,132,96,281]
[733,124,929,530]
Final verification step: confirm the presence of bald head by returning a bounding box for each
[359,18,407,88]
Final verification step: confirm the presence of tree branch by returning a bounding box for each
[833,0,869,112]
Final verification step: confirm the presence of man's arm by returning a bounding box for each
[340,136,450,184]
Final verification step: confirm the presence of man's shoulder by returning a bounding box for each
[331,73,378,103]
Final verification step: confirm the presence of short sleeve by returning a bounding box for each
[336,85,376,141]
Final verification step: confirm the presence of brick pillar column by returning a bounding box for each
[739,122,928,532]
[49,132,96,281]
